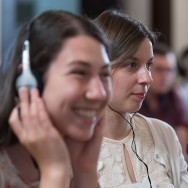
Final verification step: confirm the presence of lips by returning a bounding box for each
[74,107,99,122]
[74,108,98,126]
[132,92,146,100]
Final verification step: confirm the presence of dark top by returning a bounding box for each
[139,89,188,130]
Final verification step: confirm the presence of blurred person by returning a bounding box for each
[95,9,188,188]
[139,42,188,160]
[0,10,112,188]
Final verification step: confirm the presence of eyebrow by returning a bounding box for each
[129,57,154,62]
[148,57,154,62]
[69,60,111,69]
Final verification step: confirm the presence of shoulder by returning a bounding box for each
[135,113,177,136]
[135,113,182,154]
[135,113,169,127]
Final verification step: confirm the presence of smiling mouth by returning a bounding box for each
[76,109,97,119]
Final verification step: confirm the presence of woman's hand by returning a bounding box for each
[9,87,72,188]
[66,115,105,188]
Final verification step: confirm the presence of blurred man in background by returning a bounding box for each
[139,42,188,160]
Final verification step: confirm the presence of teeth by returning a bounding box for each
[77,110,96,118]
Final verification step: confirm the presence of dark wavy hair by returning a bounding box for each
[0,10,109,147]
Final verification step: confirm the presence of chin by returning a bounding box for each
[70,129,94,142]
[74,134,93,142]
[129,103,142,113]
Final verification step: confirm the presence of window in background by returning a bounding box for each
[1,0,81,67]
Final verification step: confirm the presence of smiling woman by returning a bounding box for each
[0,10,111,188]
[43,35,111,141]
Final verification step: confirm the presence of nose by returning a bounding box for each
[86,76,108,101]
[138,67,153,85]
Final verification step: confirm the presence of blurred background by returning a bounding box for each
[0,0,188,63]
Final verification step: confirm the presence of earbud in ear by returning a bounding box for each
[16,40,38,90]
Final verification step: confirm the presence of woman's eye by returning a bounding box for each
[146,62,153,71]
[127,62,137,68]
[73,70,87,76]
[100,72,110,81]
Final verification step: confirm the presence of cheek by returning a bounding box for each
[42,90,75,136]
[42,81,70,123]
[111,79,124,100]
[112,74,130,92]
[42,89,64,118]
[169,73,176,81]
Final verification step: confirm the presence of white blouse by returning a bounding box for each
[97,114,174,188]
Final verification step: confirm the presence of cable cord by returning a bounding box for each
[108,105,152,188]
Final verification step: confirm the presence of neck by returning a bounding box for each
[103,106,132,140]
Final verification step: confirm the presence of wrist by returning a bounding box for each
[71,171,98,188]
[40,164,73,188]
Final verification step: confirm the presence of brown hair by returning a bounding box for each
[94,9,157,69]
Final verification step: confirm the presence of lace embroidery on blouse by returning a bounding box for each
[0,150,39,188]
[97,114,174,188]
